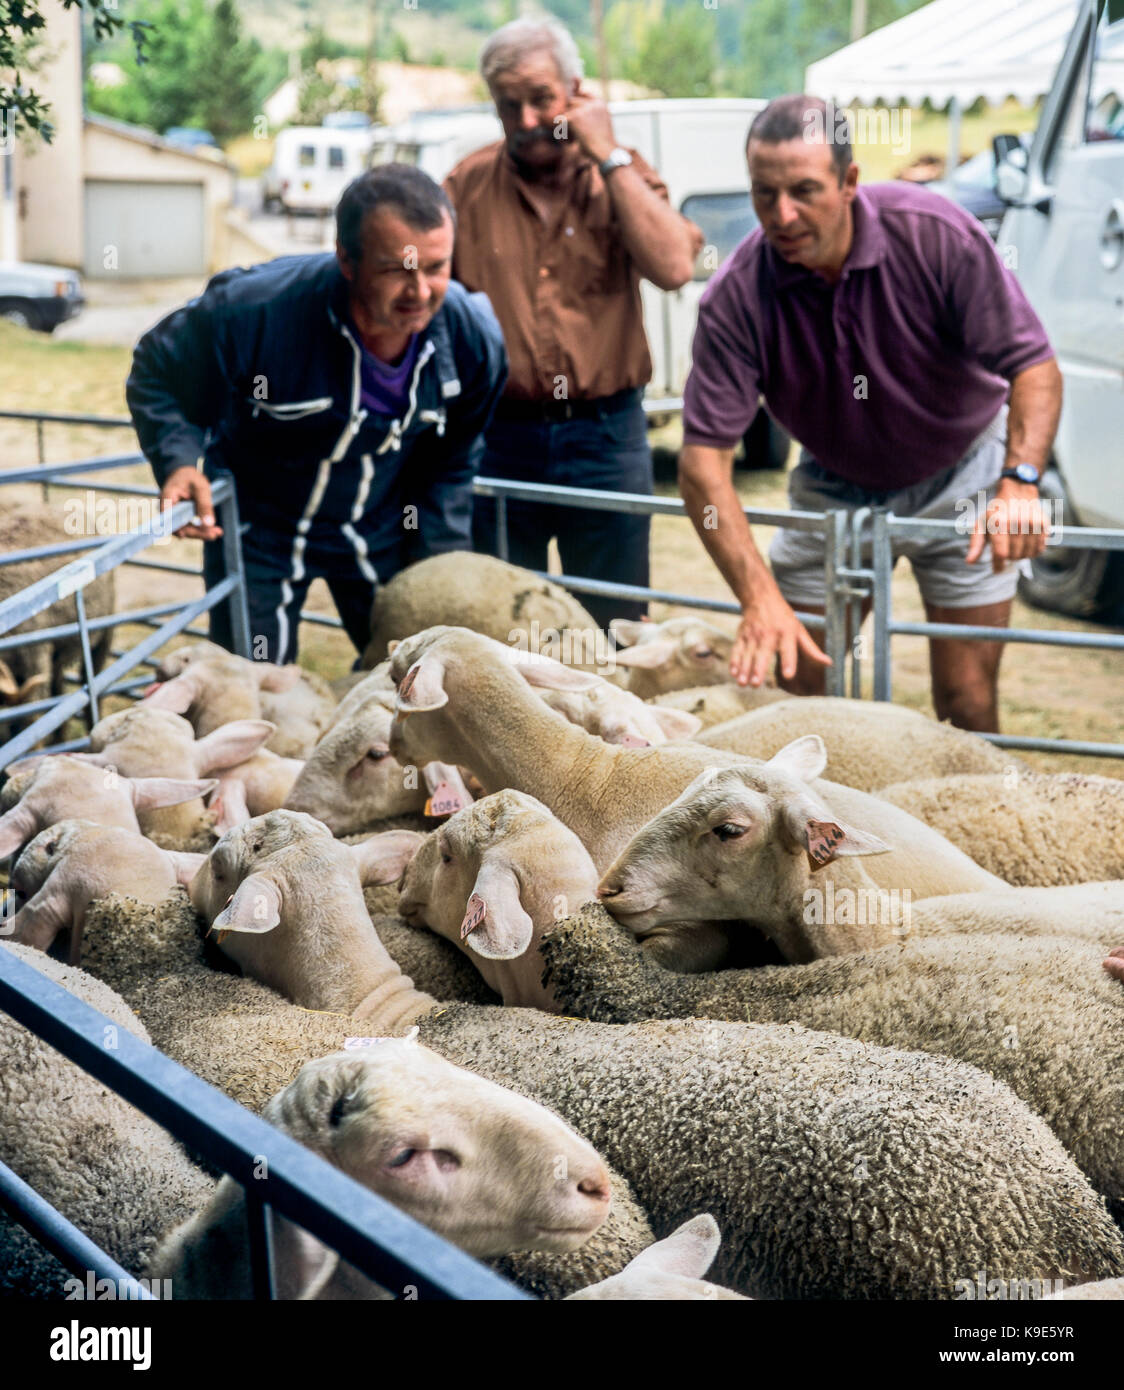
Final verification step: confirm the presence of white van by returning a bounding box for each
[266,126,376,215]
[370,98,784,464]
[995,0,1124,619]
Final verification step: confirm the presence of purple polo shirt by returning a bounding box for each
[356,332,420,417]
[682,183,1054,489]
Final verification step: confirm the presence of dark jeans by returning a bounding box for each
[472,393,652,628]
[204,523,375,666]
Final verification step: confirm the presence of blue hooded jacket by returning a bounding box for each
[126,253,507,581]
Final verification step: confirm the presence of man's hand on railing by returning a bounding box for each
[733,585,831,688]
[161,466,223,541]
[966,481,1050,572]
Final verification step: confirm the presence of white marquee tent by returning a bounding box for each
[806,0,1122,165]
[805,0,1083,110]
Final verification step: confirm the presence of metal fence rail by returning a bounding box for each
[862,508,1124,759]
[0,948,528,1301]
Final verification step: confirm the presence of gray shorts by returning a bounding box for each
[769,407,1026,610]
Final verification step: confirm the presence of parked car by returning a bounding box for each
[994,0,1124,620]
[0,261,85,333]
[372,98,789,470]
[926,136,1032,239]
[163,127,219,151]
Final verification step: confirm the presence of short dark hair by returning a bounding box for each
[747,95,852,185]
[335,163,455,265]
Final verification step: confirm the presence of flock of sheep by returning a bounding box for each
[3,538,1124,1301]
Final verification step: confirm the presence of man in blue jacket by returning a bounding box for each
[127,164,507,664]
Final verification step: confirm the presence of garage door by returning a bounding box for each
[84,180,205,278]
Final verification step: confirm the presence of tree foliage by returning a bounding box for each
[604,0,716,98]
[84,0,269,142]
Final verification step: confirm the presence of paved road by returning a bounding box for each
[53,205,335,348]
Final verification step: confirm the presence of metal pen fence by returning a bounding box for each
[0,422,527,1301]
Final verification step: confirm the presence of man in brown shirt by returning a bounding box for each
[443,16,702,627]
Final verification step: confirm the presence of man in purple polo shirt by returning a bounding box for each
[680,95,1061,732]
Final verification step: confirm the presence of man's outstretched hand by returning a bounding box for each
[161,466,223,541]
[732,586,831,688]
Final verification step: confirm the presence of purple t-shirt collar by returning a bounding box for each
[350,323,421,417]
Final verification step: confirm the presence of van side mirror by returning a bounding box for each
[993,134,1030,203]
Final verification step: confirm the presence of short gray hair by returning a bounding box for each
[480,17,584,89]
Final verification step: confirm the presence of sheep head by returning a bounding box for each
[596,737,891,931]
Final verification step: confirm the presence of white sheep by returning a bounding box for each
[161,811,1124,1299]
[6,818,204,960]
[65,891,654,1300]
[595,742,1009,963]
[283,687,474,836]
[149,1041,617,1299]
[648,681,790,728]
[385,630,1002,966]
[0,941,213,1298]
[359,551,602,669]
[538,905,1124,1210]
[0,755,216,860]
[565,1216,749,1300]
[0,503,116,734]
[607,616,738,698]
[877,771,1124,886]
[144,649,336,757]
[538,679,702,747]
[46,705,274,846]
[397,789,599,1007]
[697,697,1019,792]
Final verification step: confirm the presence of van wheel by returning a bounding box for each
[1016,470,1124,621]
[0,302,37,331]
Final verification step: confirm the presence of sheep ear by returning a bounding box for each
[7,890,73,955]
[459,862,534,961]
[630,1214,722,1280]
[507,651,601,693]
[396,657,448,713]
[0,802,41,858]
[255,664,302,694]
[210,779,251,834]
[194,720,276,773]
[609,639,679,670]
[165,850,206,889]
[609,619,649,649]
[211,873,282,934]
[421,762,474,818]
[4,752,56,777]
[767,735,828,783]
[351,831,425,886]
[268,1212,340,1301]
[648,706,703,741]
[142,672,197,713]
[129,777,219,810]
[0,659,17,698]
[783,799,891,872]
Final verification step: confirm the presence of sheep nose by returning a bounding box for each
[577,1171,611,1203]
[618,733,650,748]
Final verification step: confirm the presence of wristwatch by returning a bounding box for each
[999,463,1041,485]
[598,147,633,178]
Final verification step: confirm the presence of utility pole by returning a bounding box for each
[590,0,611,97]
[851,0,868,43]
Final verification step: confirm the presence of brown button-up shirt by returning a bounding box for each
[444,141,673,402]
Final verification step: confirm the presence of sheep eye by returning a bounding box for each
[712,822,748,842]
[366,748,389,762]
[694,646,715,660]
[387,1147,416,1168]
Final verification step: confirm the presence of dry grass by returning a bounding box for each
[1,324,1120,779]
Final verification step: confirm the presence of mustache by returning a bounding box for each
[512,127,559,147]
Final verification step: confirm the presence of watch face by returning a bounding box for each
[1015,463,1039,483]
